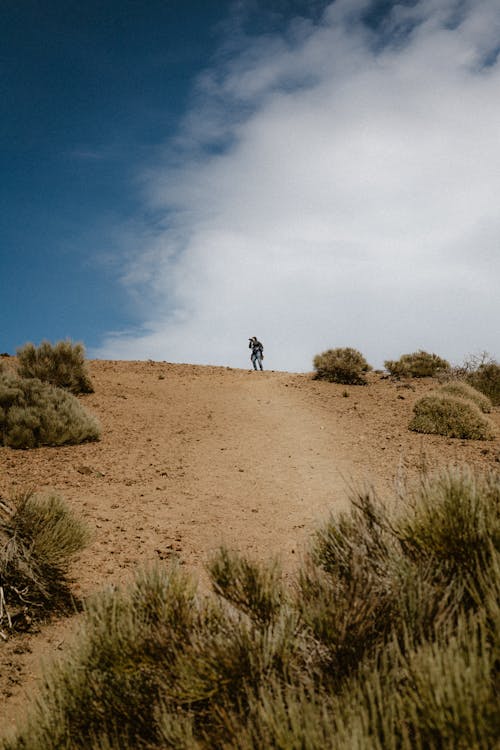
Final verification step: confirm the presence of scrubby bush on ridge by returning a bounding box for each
[313,347,372,385]
[385,350,450,378]
[467,362,500,406]
[17,340,94,394]
[3,467,499,750]
[0,372,100,448]
[409,393,495,440]
[438,380,492,413]
[0,491,89,635]
[448,353,500,406]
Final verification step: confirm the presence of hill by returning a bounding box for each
[1,359,499,730]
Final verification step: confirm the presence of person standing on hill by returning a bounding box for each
[249,336,264,371]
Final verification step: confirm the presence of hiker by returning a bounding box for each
[249,336,264,371]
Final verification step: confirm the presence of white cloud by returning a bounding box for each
[95,0,500,371]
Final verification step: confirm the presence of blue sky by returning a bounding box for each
[2,0,499,370]
[1,0,231,352]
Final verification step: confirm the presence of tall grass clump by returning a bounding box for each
[466,361,500,406]
[209,545,284,627]
[0,491,89,635]
[409,393,495,440]
[396,468,500,582]
[438,380,492,412]
[385,350,450,378]
[17,340,94,394]
[313,347,372,385]
[3,468,500,750]
[0,372,100,448]
[1,565,198,749]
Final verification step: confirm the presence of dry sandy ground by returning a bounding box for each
[1,359,499,731]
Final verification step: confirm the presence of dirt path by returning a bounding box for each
[1,360,499,730]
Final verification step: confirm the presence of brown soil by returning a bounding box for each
[1,360,499,732]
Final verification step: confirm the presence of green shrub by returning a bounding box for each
[313,347,372,385]
[233,615,498,750]
[385,350,450,378]
[328,613,498,750]
[4,469,500,750]
[409,393,495,440]
[1,565,198,749]
[0,491,89,635]
[17,340,94,394]
[438,381,492,413]
[396,468,500,581]
[466,361,500,406]
[209,546,284,626]
[302,490,454,679]
[0,373,100,448]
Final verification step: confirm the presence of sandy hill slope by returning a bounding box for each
[1,359,499,728]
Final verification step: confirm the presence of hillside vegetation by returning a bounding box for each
[17,340,94,394]
[0,372,100,448]
[0,358,498,746]
[2,468,499,749]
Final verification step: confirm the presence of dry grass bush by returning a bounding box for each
[17,340,94,394]
[450,352,500,406]
[396,468,500,584]
[1,565,198,750]
[221,682,339,750]
[409,393,495,440]
[385,350,450,378]
[438,381,492,412]
[466,362,500,406]
[318,613,499,750]
[208,546,283,626]
[3,468,500,750]
[300,490,456,681]
[0,372,100,448]
[232,615,498,750]
[0,491,89,636]
[313,347,372,385]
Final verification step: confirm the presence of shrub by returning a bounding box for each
[4,469,500,750]
[0,372,101,448]
[466,362,500,406]
[209,546,284,626]
[396,468,500,582]
[1,565,198,749]
[233,614,498,750]
[301,490,453,679]
[17,340,94,394]
[409,393,495,440]
[438,381,492,413]
[313,347,372,385]
[0,491,89,635]
[385,350,450,378]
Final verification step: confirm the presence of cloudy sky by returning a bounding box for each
[2,0,499,371]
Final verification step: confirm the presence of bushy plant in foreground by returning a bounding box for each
[17,340,94,394]
[0,372,100,448]
[313,347,372,385]
[0,492,89,634]
[409,393,495,440]
[438,380,492,413]
[208,546,283,626]
[3,468,499,750]
[385,350,450,378]
[396,468,500,582]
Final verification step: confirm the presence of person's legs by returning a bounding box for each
[251,353,258,370]
[258,354,264,371]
